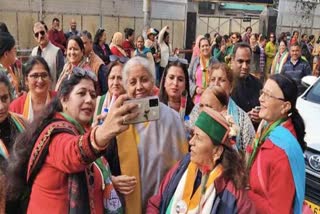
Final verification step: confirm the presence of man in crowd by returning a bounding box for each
[231,42,262,129]
[31,22,64,88]
[48,18,66,54]
[65,19,80,40]
[80,30,108,95]
[281,42,312,95]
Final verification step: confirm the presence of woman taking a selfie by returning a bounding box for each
[6,67,138,213]
[105,57,188,213]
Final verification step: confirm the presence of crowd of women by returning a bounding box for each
[0,20,313,214]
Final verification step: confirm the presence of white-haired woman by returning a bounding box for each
[104,56,188,213]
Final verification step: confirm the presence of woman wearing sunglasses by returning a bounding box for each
[5,67,139,213]
[10,56,56,121]
[247,74,306,213]
[56,36,91,90]
[159,57,194,120]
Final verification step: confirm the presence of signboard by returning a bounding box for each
[243,17,252,22]
[195,0,273,4]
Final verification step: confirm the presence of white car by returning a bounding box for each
[296,76,320,212]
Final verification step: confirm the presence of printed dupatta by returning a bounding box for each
[275,51,289,74]
[55,57,89,91]
[59,113,123,214]
[199,55,210,89]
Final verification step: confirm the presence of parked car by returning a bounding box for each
[296,76,320,213]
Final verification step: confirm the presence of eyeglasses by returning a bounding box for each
[71,67,98,82]
[260,89,285,101]
[109,55,129,64]
[34,30,45,38]
[168,56,188,65]
[231,36,237,39]
[29,72,50,80]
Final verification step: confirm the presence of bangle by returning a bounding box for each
[90,126,108,151]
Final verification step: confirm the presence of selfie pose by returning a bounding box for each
[104,57,188,213]
[5,67,139,213]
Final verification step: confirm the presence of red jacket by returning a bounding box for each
[27,114,105,214]
[248,120,296,214]
[48,29,66,53]
[110,46,126,57]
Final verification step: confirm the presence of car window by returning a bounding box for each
[304,80,320,104]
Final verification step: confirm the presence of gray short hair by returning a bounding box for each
[122,56,155,88]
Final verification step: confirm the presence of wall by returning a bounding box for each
[277,0,320,37]
[0,0,187,50]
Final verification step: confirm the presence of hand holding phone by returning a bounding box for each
[122,96,160,124]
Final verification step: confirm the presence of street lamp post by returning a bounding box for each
[143,0,151,38]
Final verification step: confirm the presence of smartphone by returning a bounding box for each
[123,96,160,124]
[255,106,261,112]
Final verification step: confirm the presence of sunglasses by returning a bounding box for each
[34,30,45,38]
[71,67,98,82]
[109,55,129,64]
[168,56,188,65]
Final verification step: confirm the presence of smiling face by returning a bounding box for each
[0,82,10,123]
[108,64,125,97]
[259,79,291,123]
[61,78,97,127]
[200,39,210,57]
[290,45,301,61]
[279,41,287,54]
[126,64,154,98]
[164,66,186,100]
[25,63,51,95]
[67,39,84,64]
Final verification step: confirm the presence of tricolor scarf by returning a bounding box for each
[275,51,289,74]
[22,92,51,121]
[199,55,210,88]
[165,163,223,214]
[0,112,26,159]
[60,112,123,214]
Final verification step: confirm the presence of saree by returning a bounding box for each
[116,103,188,213]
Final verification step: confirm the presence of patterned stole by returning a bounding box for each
[166,163,223,214]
